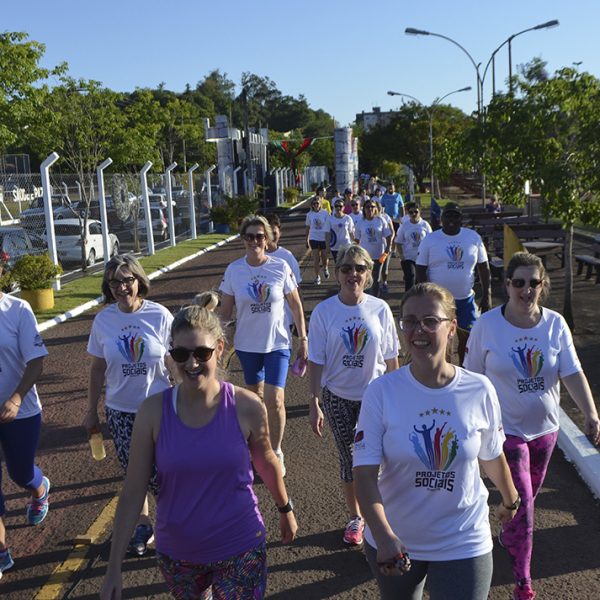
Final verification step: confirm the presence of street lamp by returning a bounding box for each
[387,86,471,199]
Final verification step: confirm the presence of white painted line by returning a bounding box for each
[557,407,600,499]
[38,234,239,333]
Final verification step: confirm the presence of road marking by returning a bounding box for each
[35,496,118,600]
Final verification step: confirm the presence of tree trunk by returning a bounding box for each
[563,222,574,330]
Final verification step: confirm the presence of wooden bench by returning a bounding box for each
[574,241,600,284]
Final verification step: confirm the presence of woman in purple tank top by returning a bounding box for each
[101,305,297,599]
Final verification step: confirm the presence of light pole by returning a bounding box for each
[387,87,471,199]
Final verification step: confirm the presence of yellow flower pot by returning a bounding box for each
[21,288,55,311]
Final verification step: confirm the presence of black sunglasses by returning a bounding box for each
[350,203,359,207]
[243,233,266,243]
[335,204,344,209]
[408,210,419,215]
[169,346,216,363]
[510,278,543,289]
[108,276,136,289]
[364,204,374,209]
[339,263,369,274]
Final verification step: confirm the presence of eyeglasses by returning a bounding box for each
[408,210,419,215]
[350,203,359,207]
[334,204,343,209]
[169,345,216,363]
[108,276,136,289]
[364,204,374,209]
[339,263,369,274]
[243,233,266,243]
[510,278,543,289]
[399,316,451,333]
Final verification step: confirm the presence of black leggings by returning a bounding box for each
[401,259,416,291]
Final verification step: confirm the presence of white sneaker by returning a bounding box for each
[274,449,286,477]
[324,268,330,279]
[313,276,321,285]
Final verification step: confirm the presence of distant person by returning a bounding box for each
[305,196,331,285]
[380,182,404,237]
[342,188,354,214]
[354,282,519,600]
[464,252,600,600]
[100,305,297,600]
[83,254,174,557]
[326,198,355,263]
[395,203,432,291]
[416,202,491,330]
[308,245,398,548]
[372,200,394,294]
[485,195,502,214]
[349,197,363,229]
[0,288,51,579]
[315,186,332,214]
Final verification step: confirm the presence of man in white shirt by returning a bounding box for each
[416,202,491,330]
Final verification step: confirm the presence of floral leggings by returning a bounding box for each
[500,431,558,585]
[157,542,267,599]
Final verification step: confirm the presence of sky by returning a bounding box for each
[4,0,600,127]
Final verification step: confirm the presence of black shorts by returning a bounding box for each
[309,239,326,250]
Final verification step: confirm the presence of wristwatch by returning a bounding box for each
[277,498,294,513]
[299,335,308,341]
[503,495,521,511]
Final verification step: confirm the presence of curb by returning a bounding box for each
[38,234,239,333]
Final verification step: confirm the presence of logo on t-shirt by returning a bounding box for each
[446,244,464,269]
[410,231,423,247]
[329,227,338,248]
[116,330,147,376]
[410,413,458,492]
[365,226,377,243]
[340,319,370,368]
[247,278,272,313]
[510,337,545,393]
[313,218,323,230]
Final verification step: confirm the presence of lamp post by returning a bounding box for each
[387,87,471,199]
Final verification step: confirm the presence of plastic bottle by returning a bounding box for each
[89,429,106,461]
[378,252,389,264]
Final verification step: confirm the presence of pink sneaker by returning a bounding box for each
[513,581,536,600]
[343,516,364,546]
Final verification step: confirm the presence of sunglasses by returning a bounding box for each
[243,233,266,243]
[350,203,359,207]
[339,263,369,274]
[510,278,543,289]
[108,276,136,289]
[408,210,419,215]
[169,346,216,363]
[335,204,344,209]
[399,316,451,333]
[364,204,374,209]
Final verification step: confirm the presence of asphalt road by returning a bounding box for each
[2,213,600,599]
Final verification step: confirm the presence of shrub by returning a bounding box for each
[10,254,63,290]
[283,187,300,204]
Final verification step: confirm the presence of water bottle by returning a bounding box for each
[89,428,106,461]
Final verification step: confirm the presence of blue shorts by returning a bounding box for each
[455,294,479,331]
[236,348,291,388]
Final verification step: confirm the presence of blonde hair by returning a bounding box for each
[400,282,456,321]
[192,291,219,311]
[335,244,374,289]
[239,214,273,242]
[171,305,225,344]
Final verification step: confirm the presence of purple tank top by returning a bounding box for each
[155,382,265,562]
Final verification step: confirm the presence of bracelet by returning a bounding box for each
[502,495,521,511]
[299,335,308,341]
[277,499,294,513]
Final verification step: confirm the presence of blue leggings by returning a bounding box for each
[0,414,44,516]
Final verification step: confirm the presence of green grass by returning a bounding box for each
[34,233,233,321]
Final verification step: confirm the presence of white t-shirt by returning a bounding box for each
[464,306,581,441]
[416,227,488,299]
[354,216,392,260]
[269,246,302,336]
[305,209,330,242]
[87,300,173,413]
[308,295,399,401]
[349,212,363,229]
[327,214,355,251]
[354,366,505,561]
[396,219,432,261]
[0,294,48,419]
[219,255,297,353]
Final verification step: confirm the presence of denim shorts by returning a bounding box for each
[236,348,291,388]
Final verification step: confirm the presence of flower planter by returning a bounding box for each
[21,288,55,311]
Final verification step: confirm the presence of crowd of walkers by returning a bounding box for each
[0,180,598,600]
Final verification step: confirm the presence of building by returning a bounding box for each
[355,107,395,133]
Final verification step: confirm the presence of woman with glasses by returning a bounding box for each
[395,202,432,291]
[326,200,355,263]
[354,200,392,297]
[84,254,174,557]
[308,245,398,548]
[219,215,307,476]
[354,282,519,600]
[305,196,331,285]
[349,197,363,229]
[101,305,297,600]
[464,252,600,600]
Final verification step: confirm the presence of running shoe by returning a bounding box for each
[274,449,286,478]
[313,276,321,285]
[128,523,154,556]
[381,282,389,294]
[0,548,14,576]
[27,476,50,525]
[343,516,365,546]
[324,268,330,279]
[513,580,536,600]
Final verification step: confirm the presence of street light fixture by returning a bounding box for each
[387,86,471,199]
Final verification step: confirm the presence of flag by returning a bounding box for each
[503,224,526,271]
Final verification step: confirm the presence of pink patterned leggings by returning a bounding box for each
[501,431,558,586]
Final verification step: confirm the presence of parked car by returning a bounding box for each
[52,219,120,266]
[0,226,47,268]
[131,206,169,241]
[20,194,78,228]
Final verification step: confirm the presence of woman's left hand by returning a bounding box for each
[584,415,600,446]
[496,503,518,525]
[297,340,308,362]
[279,511,298,544]
[0,396,20,423]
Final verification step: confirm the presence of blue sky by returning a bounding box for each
[5,0,599,126]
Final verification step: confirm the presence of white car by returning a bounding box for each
[53,218,119,266]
